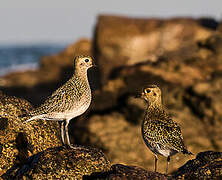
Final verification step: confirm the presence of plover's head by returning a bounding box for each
[74,55,94,71]
[137,85,162,104]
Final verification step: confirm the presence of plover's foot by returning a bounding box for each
[66,144,83,150]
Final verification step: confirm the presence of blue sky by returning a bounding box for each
[0,0,221,45]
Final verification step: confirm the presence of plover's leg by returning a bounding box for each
[59,121,65,145]
[154,155,158,172]
[64,120,72,148]
[166,156,170,174]
[64,120,81,149]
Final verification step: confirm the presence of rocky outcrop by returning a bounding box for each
[3,150,220,179]
[0,92,61,176]
[172,151,222,179]
[86,164,168,179]
[85,151,222,179]
[2,146,111,179]
[94,15,215,83]
[0,15,222,178]
[81,33,222,171]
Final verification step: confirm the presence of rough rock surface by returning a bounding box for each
[86,164,168,179]
[0,15,222,178]
[94,15,215,83]
[2,146,111,180]
[85,151,222,179]
[172,151,222,179]
[0,92,61,176]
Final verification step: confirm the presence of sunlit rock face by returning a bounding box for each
[0,92,61,176]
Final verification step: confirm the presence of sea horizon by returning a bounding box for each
[0,43,67,76]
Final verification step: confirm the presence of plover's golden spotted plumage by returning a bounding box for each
[137,85,192,173]
[24,55,94,148]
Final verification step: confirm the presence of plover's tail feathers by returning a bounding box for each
[182,148,193,155]
[18,112,36,122]
[25,116,36,122]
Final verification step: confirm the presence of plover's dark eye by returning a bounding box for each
[85,59,89,63]
[144,89,151,93]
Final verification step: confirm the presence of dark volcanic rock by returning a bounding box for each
[85,151,222,179]
[85,164,168,179]
[172,151,222,179]
[2,146,111,180]
[0,92,61,176]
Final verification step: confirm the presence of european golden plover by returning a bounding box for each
[136,85,192,173]
[24,55,95,148]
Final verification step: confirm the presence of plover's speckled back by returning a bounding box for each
[24,55,94,148]
[137,85,192,174]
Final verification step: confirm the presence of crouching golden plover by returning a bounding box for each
[136,85,192,173]
[23,55,95,148]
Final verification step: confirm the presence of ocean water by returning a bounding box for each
[0,44,66,76]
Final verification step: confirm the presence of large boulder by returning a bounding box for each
[87,164,168,179]
[0,92,61,175]
[94,15,214,83]
[172,151,222,179]
[2,146,111,179]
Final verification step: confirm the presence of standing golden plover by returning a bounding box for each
[23,55,95,148]
[136,85,192,173]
